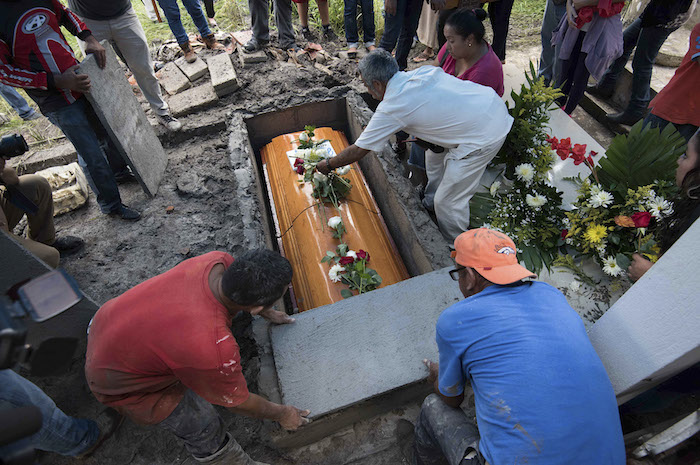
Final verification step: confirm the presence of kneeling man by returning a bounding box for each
[86,249,309,465]
[401,228,625,464]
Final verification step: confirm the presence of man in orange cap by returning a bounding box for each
[397,228,625,465]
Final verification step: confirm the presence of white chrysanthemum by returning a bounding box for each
[346,250,357,259]
[569,280,581,293]
[313,171,328,183]
[490,181,501,197]
[647,196,673,219]
[299,132,309,142]
[336,165,351,175]
[525,192,547,210]
[327,216,342,229]
[328,264,344,282]
[589,184,602,196]
[588,190,614,208]
[515,163,535,184]
[645,189,657,201]
[602,256,624,277]
[596,242,608,259]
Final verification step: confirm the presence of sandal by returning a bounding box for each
[347,47,358,59]
[412,48,434,63]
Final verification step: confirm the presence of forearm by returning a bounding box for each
[433,379,464,408]
[329,144,370,169]
[227,393,285,422]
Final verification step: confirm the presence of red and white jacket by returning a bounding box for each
[0,0,92,113]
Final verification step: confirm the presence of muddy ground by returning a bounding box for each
[9,22,626,465]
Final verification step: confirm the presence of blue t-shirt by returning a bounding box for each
[436,282,625,465]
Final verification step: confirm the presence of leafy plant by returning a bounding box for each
[322,245,381,297]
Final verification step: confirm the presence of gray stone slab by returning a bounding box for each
[270,268,462,419]
[9,143,77,175]
[78,41,167,197]
[175,56,209,82]
[159,61,192,95]
[168,84,218,117]
[206,53,240,97]
[236,44,267,66]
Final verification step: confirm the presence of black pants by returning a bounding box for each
[201,0,215,18]
[555,31,590,114]
[487,0,515,61]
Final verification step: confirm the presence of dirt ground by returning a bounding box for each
[7,16,643,465]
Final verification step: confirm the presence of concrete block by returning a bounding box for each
[159,61,192,95]
[206,53,240,97]
[79,41,168,197]
[237,44,267,66]
[34,162,89,215]
[270,268,463,419]
[174,56,209,82]
[168,84,218,117]
[10,143,77,175]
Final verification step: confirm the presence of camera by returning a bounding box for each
[0,134,29,158]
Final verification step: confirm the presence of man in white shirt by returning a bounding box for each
[317,50,513,242]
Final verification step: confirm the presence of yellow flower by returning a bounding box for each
[584,224,608,244]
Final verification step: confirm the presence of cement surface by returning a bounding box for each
[159,61,192,95]
[174,56,209,81]
[168,84,219,117]
[79,42,168,197]
[271,267,462,419]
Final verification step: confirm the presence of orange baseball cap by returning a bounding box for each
[450,228,537,285]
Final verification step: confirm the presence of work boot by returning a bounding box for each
[108,204,141,221]
[50,235,84,257]
[243,38,267,53]
[76,409,124,459]
[194,433,269,464]
[322,25,337,41]
[179,41,197,63]
[396,419,417,465]
[586,83,614,100]
[202,33,225,51]
[606,111,645,126]
[301,26,316,41]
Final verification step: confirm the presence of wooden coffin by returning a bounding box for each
[261,128,409,312]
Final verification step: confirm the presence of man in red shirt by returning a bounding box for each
[85,249,310,464]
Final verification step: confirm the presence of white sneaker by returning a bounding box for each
[157,113,182,132]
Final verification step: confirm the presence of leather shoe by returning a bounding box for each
[243,39,267,53]
[586,84,613,100]
[606,111,644,126]
[50,236,84,256]
[109,204,141,221]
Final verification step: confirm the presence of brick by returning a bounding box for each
[175,56,209,82]
[206,53,240,97]
[237,44,267,66]
[168,84,219,117]
[159,61,192,95]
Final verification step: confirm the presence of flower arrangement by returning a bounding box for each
[296,125,328,149]
[291,145,352,209]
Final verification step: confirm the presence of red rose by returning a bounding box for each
[356,249,369,262]
[572,144,587,157]
[339,256,355,265]
[561,229,568,239]
[295,165,305,175]
[631,212,652,228]
[556,148,570,160]
[558,137,571,150]
[294,158,304,167]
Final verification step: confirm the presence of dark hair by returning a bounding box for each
[657,130,700,253]
[445,8,488,43]
[221,249,293,307]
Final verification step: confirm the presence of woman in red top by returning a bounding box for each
[409,8,504,172]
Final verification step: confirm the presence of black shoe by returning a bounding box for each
[282,43,301,52]
[301,26,316,41]
[243,39,267,53]
[606,111,644,126]
[109,204,141,221]
[322,25,337,41]
[586,84,614,100]
[114,169,137,184]
[76,409,124,459]
[396,419,416,465]
[51,235,84,256]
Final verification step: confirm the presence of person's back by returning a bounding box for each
[437,281,625,464]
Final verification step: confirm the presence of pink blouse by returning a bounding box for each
[436,42,504,97]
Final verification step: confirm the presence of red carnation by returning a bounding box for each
[631,212,652,228]
[339,256,355,265]
[572,144,587,157]
[558,137,572,150]
[295,165,305,175]
[356,249,369,262]
[561,229,568,239]
[294,158,304,167]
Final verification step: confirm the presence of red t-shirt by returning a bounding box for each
[649,23,700,127]
[85,252,250,425]
[437,42,505,97]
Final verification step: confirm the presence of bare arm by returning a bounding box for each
[227,393,311,431]
[316,144,370,175]
[424,359,465,409]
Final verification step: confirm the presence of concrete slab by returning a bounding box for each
[206,53,240,97]
[168,84,218,117]
[237,44,267,66]
[270,267,462,419]
[9,143,77,175]
[158,61,192,95]
[79,41,168,197]
[174,56,208,82]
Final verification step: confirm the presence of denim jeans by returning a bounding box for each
[644,113,699,143]
[0,83,37,120]
[0,370,100,459]
[379,0,422,70]
[344,0,375,46]
[156,0,212,44]
[538,0,567,85]
[44,99,123,213]
[597,18,678,116]
[414,394,484,465]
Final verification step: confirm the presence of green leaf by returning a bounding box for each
[609,233,621,245]
[340,289,354,299]
[320,256,331,263]
[615,253,631,270]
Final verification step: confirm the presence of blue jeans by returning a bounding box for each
[157,0,212,44]
[379,0,422,70]
[44,99,122,213]
[0,83,37,120]
[644,113,698,143]
[538,0,567,85]
[0,370,100,459]
[597,18,677,116]
[344,0,375,46]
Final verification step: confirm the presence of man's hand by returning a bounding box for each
[54,65,91,93]
[316,158,332,176]
[277,405,311,430]
[260,307,296,325]
[83,35,106,69]
[423,359,438,384]
[628,253,653,281]
[566,0,577,28]
[385,0,397,16]
[0,161,21,187]
[430,0,446,11]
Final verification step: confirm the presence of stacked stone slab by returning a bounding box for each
[207,53,240,97]
[175,56,209,81]
[159,61,192,95]
[168,85,219,117]
[237,44,267,67]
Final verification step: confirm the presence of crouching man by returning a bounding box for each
[85,249,310,465]
[399,228,625,464]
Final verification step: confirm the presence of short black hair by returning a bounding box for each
[221,249,293,307]
[445,8,488,43]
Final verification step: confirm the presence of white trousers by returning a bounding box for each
[78,8,169,116]
[423,136,507,243]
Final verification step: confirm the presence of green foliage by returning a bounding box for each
[552,255,599,287]
[596,121,686,201]
[305,0,386,41]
